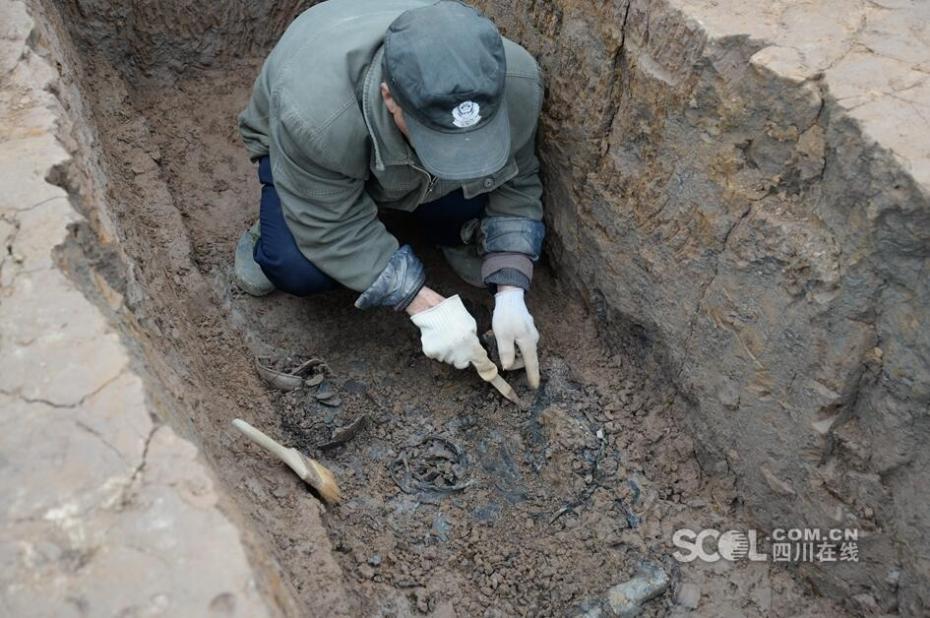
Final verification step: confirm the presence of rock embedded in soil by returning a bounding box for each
[674,582,701,610]
[314,380,336,400]
[605,561,670,617]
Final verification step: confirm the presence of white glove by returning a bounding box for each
[492,288,540,388]
[410,295,484,369]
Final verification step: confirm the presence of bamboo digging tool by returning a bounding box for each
[232,418,342,503]
[472,347,526,409]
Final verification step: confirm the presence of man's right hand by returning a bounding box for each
[408,289,485,370]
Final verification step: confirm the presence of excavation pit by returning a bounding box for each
[17,0,930,615]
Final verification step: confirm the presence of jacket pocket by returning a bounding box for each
[462,157,519,199]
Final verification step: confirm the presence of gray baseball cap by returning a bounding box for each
[383,1,510,181]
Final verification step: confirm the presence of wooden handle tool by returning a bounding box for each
[232,419,342,503]
[472,348,526,409]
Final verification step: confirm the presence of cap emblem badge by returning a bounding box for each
[451,101,481,128]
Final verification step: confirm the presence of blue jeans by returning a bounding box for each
[253,156,486,297]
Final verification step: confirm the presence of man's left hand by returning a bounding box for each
[492,286,540,389]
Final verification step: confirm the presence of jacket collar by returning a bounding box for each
[361,46,417,171]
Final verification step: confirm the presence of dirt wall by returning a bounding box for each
[62,0,310,75]
[0,0,295,614]
[472,0,930,613]
[25,1,330,615]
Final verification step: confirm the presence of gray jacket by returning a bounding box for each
[239,0,545,309]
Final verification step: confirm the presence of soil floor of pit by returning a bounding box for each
[68,54,849,617]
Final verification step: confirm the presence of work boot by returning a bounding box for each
[440,244,484,288]
[234,222,275,296]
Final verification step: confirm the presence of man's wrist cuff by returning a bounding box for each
[485,267,531,290]
[482,253,533,281]
[354,245,426,311]
[478,216,545,259]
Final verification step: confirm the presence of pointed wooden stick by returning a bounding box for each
[472,348,527,408]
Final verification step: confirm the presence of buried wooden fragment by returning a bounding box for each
[319,414,370,450]
[255,359,304,391]
[255,356,329,391]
